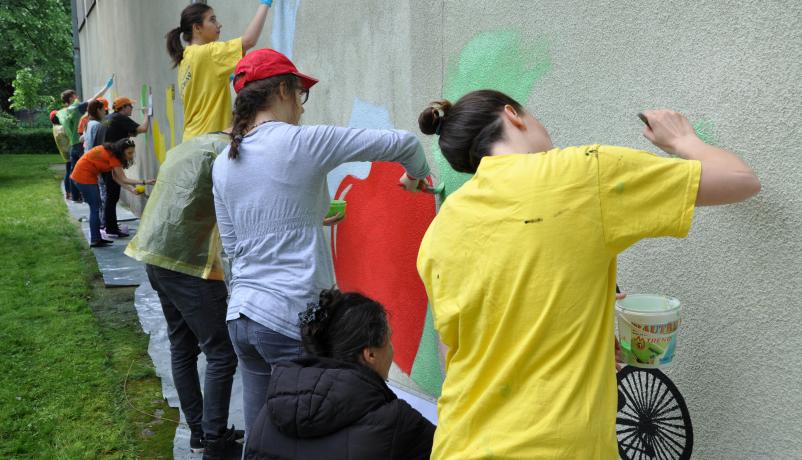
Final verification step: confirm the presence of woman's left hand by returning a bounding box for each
[614,290,626,371]
[322,212,345,226]
[615,337,624,371]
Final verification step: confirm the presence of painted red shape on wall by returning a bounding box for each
[332,162,436,375]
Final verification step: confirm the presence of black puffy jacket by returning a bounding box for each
[244,357,435,460]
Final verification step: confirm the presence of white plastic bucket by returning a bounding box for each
[616,294,681,368]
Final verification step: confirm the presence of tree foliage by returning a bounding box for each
[0,0,74,113]
[10,68,55,115]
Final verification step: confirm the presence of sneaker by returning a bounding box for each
[202,426,244,460]
[190,431,205,454]
[90,240,112,248]
[100,238,114,244]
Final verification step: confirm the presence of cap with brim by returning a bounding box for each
[233,48,319,93]
[112,97,134,111]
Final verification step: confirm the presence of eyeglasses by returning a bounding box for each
[299,88,309,105]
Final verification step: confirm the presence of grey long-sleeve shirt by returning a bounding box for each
[212,121,431,340]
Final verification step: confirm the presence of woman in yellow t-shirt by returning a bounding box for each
[415,90,761,460]
[166,1,273,142]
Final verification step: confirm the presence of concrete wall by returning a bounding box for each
[76,1,802,458]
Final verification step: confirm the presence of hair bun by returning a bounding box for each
[298,288,343,357]
[298,289,341,330]
[418,100,452,135]
[317,288,344,315]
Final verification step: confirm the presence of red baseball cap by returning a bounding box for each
[49,110,59,123]
[233,49,319,93]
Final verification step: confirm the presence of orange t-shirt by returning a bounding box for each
[77,114,89,135]
[70,146,122,184]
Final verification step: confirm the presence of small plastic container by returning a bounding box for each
[326,199,347,218]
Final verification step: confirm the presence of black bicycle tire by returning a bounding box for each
[616,366,693,460]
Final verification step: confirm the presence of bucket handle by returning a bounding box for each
[617,313,681,338]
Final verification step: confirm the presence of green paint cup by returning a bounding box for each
[326,199,346,218]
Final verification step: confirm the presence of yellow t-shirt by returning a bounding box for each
[417,145,700,460]
[178,37,242,142]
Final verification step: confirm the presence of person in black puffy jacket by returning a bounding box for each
[244,288,435,459]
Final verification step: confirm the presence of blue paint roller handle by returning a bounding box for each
[105,74,114,89]
[260,0,273,6]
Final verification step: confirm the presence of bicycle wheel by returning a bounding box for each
[617,367,693,460]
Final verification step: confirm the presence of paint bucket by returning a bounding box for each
[616,294,681,368]
[326,199,347,218]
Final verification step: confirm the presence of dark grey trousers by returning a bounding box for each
[145,264,237,439]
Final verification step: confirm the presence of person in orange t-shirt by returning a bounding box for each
[71,138,154,247]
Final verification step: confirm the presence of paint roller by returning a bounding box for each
[637,112,650,128]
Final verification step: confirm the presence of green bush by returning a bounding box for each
[0,112,19,132]
[0,128,56,154]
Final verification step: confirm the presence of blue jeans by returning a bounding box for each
[69,143,84,201]
[146,265,238,439]
[227,316,302,435]
[74,183,101,243]
[97,173,107,226]
[64,161,71,195]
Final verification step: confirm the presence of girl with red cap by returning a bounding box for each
[212,49,432,438]
[166,1,275,142]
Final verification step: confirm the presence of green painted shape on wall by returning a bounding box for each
[435,30,552,197]
[693,118,716,145]
[410,305,444,397]
[140,84,149,144]
[409,30,552,397]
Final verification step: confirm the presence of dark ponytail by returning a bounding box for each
[165,3,212,68]
[418,90,524,174]
[298,288,389,364]
[229,74,299,159]
[103,138,136,169]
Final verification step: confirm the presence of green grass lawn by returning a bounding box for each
[0,155,177,459]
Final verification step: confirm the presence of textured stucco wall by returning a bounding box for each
[76,1,802,458]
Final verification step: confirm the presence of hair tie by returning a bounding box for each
[298,302,329,327]
[233,134,244,143]
[434,108,445,135]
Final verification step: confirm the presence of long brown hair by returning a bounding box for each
[229,75,300,160]
[102,138,135,168]
[165,3,212,68]
[418,90,524,174]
